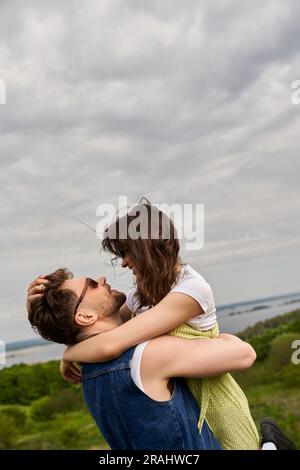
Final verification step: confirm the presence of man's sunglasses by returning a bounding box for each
[74,278,98,315]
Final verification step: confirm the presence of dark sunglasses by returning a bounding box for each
[74,278,98,315]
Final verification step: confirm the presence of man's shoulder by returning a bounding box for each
[81,347,136,379]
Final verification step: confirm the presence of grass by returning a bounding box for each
[1,308,299,449]
[0,404,109,450]
[244,384,300,448]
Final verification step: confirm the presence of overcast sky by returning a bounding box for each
[1,0,300,342]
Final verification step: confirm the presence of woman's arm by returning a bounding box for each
[148,333,257,379]
[64,292,202,362]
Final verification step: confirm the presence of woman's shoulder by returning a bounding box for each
[172,264,215,311]
[179,264,209,286]
[175,265,213,297]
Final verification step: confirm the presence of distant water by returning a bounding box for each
[4,343,66,368]
[2,291,300,368]
[218,291,300,334]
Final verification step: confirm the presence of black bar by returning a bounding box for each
[0,450,294,467]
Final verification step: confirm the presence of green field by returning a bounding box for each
[0,309,299,450]
[233,308,300,448]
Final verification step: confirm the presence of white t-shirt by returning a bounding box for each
[130,341,149,393]
[126,264,217,331]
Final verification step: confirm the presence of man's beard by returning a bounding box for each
[112,290,126,312]
[75,291,127,342]
[103,290,126,317]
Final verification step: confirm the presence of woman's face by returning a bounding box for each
[121,253,137,276]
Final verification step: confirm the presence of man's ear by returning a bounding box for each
[75,309,97,326]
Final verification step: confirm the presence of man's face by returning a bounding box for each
[62,276,126,320]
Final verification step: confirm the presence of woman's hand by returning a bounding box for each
[60,359,82,384]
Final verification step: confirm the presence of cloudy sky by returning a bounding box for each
[1,0,300,342]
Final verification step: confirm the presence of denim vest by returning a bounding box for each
[82,347,222,450]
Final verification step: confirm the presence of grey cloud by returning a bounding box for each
[0,0,300,340]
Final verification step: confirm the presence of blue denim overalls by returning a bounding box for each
[82,347,222,450]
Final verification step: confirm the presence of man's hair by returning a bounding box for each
[28,268,82,345]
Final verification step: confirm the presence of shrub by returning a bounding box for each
[48,388,84,414]
[0,361,71,405]
[59,423,81,448]
[0,407,27,430]
[30,396,53,421]
[17,433,63,450]
[279,363,300,388]
[0,414,18,449]
[31,389,84,421]
[267,333,300,371]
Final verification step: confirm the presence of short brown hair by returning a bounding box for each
[28,268,82,345]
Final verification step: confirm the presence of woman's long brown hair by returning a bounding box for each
[102,200,182,308]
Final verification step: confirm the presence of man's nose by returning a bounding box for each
[97,277,106,286]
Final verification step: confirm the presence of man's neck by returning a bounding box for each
[77,311,122,342]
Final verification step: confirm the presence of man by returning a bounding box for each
[27,269,295,450]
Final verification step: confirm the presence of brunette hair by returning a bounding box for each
[102,200,181,307]
[28,268,81,344]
